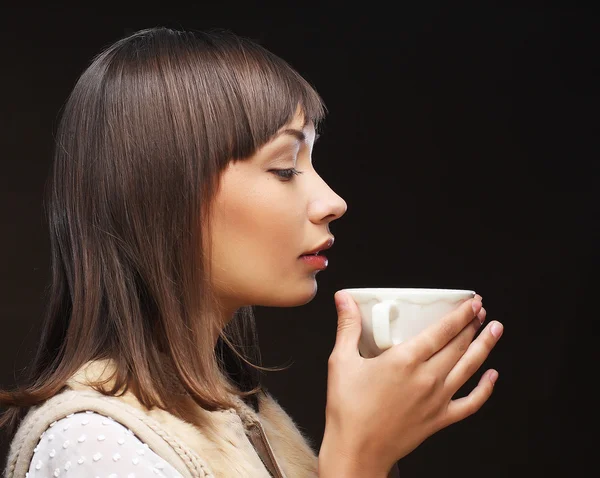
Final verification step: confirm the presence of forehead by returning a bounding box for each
[288,108,306,129]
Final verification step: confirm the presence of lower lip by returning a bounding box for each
[299,254,329,270]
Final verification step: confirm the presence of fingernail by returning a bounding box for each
[472,300,482,315]
[489,370,499,385]
[478,307,487,324]
[490,321,503,338]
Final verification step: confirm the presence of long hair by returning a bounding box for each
[0,26,325,439]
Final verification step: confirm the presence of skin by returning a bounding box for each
[209,109,346,320]
[208,108,503,476]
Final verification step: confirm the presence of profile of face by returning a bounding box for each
[208,110,347,311]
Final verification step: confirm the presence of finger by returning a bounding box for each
[426,306,486,376]
[444,321,503,392]
[406,297,482,362]
[443,368,499,427]
[332,290,362,356]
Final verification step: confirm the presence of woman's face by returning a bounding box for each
[208,110,347,311]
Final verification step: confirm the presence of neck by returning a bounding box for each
[213,307,238,346]
[211,293,245,348]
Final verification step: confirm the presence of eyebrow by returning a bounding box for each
[274,129,321,143]
[276,128,306,142]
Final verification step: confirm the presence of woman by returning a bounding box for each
[0,27,502,477]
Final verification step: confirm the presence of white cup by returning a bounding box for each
[344,288,476,358]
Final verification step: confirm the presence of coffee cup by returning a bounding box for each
[343,288,476,358]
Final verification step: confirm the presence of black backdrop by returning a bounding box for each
[1,4,597,474]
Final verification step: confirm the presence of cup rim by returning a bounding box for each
[343,287,475,298]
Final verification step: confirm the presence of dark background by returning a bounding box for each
[1,3,597,475]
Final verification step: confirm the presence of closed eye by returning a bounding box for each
[269,168,303,181]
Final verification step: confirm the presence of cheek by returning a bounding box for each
[215,180,302,259]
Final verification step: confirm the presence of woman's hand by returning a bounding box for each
[318,291,503,477]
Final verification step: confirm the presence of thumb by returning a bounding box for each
[333,290,362,355]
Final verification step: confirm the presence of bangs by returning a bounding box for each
[109,27,325,168]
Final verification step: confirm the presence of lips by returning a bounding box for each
[299,253,329,270]
[299,237,334,271]
[300,237,334,257]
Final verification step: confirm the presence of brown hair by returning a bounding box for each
[0,26,325,439]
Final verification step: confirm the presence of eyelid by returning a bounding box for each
[269,168,303,180]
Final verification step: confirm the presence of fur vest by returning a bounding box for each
[4,359,319,477]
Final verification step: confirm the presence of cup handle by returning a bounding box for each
[372,300,398,351]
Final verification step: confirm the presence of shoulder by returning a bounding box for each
[27,411,183,477]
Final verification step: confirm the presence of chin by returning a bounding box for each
[263,278,318,307]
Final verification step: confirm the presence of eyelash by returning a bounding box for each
[269,168,303,181]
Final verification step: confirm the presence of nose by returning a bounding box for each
[307,176,348,225]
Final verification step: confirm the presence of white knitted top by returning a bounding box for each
[26,411,182,477]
